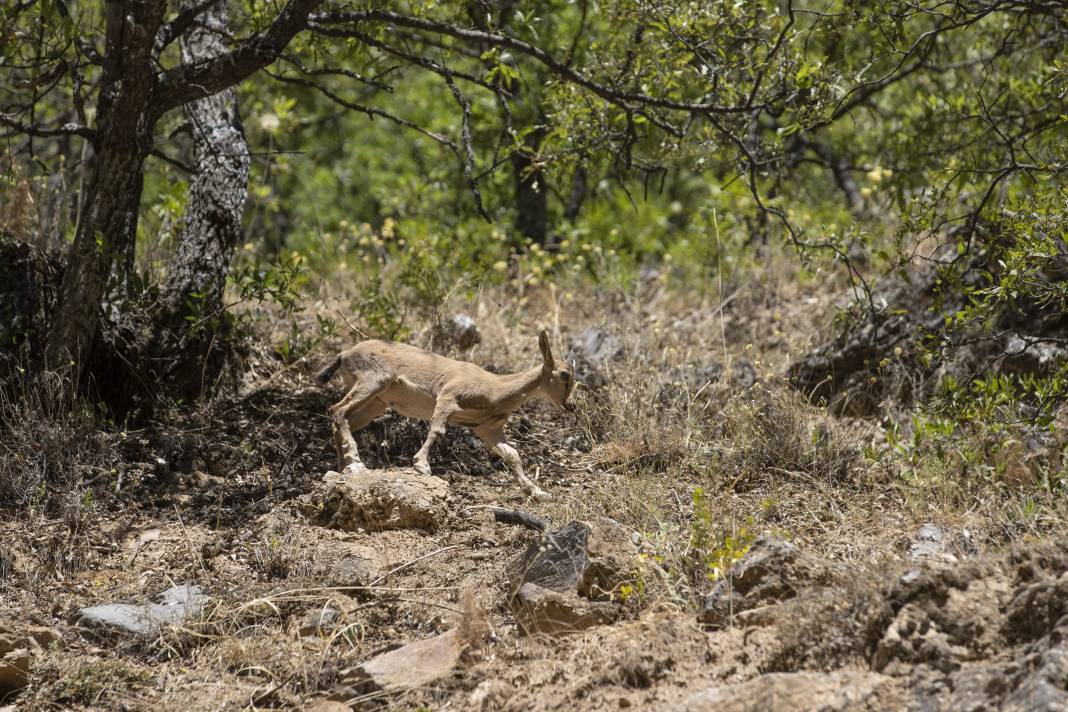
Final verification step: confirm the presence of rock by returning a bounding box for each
[78,584,207,636]
[581,517,641,599]
[299,605,342,637]
[0,622,61,696]
[321,542,384,587]
[787,253,1068,416]
[344,628,461,692]
[306,469,449,532]
[511,583,619,635]
[513,520,590,592]
[906,524,957,571]
[1003,572,1068,643]
[469,679,515,711]
[567,327,624,389]
[511,518,637,599]
[699,535,831,628]
[908,523,946,560]
[508,518,637,634]
[430,314,481,353]
[674,671,900,712]
[0,647,31,697]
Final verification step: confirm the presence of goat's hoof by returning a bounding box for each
[342,462,368,476]
[413,462,432,476]
[529,487,551,500]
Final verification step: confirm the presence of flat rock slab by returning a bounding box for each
[78,584,206,636]
[674,672,900,712]
[305,469,449,532]
[511,582,619,635]
[344,628,461,692]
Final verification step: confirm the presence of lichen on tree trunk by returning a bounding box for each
[164,0,251,319]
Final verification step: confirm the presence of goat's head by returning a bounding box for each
[538,330,575,412]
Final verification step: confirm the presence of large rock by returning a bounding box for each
[306,469,449,532]
[343,628,461,692]
[700,535,831,628]
[508,518,637,634]
[674,672,901,712]
[77,584,207,636]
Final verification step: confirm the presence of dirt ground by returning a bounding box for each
[3,277,1067,711]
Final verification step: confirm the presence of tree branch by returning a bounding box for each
[152,0,323,115]
[0,113,98,143]
[310,9,753,116]
[154,0,226,56]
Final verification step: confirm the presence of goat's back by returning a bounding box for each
[345,339,488,391]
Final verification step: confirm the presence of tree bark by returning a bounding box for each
[165,0,251,318]
[511,131,549,245]
[44,0,166,375]
[563,163,588,222]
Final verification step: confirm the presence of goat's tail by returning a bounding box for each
[315,355,342,384]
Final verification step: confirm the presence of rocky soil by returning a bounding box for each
[2,286,1066,710]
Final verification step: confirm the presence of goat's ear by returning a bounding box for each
[538,330,554,367]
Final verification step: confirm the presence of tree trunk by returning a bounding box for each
[563,164,588,222]
[44,0,165,376]
[512,130,549,245]
[147,0,251,400]
[165,0,251,318]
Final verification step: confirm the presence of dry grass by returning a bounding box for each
[6,257,1068,710]
[0,371,124,587]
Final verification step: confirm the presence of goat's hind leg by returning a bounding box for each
[329,376,392,475]
[474,425,550,500]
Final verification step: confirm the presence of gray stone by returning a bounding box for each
[314,541,385,588]
[435,314,481,352]
[511,518,637,600]
[307,469,449,532]
[78,584,206,636]
[908,523,956,563]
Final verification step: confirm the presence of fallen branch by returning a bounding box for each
[491,507,548,532]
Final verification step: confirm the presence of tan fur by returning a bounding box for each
[318,331,573,499]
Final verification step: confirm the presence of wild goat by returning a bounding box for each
[315,331,574,499]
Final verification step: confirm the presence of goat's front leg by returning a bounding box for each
[413,398,457,476]
[474,425,550,500]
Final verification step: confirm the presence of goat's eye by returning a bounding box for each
[561,371,571,382]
